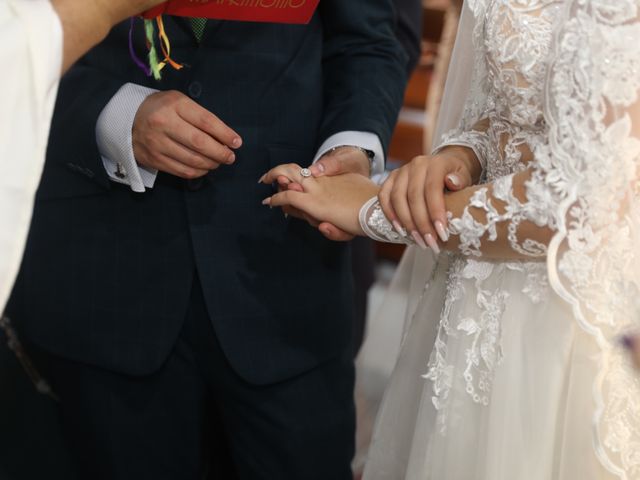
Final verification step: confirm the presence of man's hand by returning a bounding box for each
[309,146,371,178]
[275,146,371,240]
[132,91,242,180]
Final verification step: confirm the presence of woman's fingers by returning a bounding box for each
[406,162,439,251]
[260,163,301,185]
[429,163,474,241]
[444,162,473,191]
[263,189,308,210]
[445,173,463,191]
[379,171,400,230]
[389,167,431,249]
[423,162,451,242]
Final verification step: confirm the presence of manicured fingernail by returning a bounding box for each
[315,163,325,174]
[424,233,441,254]
[435,221,449,242]
[411,231,428,250]
[232,137,242,148]
[392,220,404,235]
[258,174,266,184]
[447,174,461,187]
[262,197,271,206]
[228,153,236,163]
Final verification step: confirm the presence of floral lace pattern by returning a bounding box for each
[360,0,640,475]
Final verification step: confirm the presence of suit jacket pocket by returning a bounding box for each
[36,157,111,201]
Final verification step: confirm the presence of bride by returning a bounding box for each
[262,0,640,478]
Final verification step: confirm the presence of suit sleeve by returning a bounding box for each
[318,0,408,155]
[394,0,423,75]
[42,23,151,197]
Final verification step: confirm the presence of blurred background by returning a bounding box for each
[0,1,462,478]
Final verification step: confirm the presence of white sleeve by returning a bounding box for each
[0,0,62,311]
[313,131,385,177]
[96,83,159,193]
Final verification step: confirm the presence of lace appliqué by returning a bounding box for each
[447,175,550,258]
[436,129,491,175]
[425,257,547,435]
[359,196,414,245]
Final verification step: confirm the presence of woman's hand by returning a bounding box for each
[379,146,480,251]
[260,164,380,237]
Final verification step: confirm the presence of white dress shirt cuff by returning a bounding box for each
[313,131,385,177]
[96,83,159,193]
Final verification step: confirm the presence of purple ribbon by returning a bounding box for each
[129,17,151,77]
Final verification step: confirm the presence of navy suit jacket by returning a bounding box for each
[10,0,406,385]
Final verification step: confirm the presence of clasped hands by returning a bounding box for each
[260,145,481,251]
[130,90,480,249]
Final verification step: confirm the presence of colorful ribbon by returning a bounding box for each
[129,16,184,81]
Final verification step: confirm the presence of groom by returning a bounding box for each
[7,1,407,479]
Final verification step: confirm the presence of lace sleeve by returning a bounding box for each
[359,196,415,245]
[444,167,554,259]
[433,127,490,177]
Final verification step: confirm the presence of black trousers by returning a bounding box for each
[26,275,356,480]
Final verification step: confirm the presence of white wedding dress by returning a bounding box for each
[360,1,640,479]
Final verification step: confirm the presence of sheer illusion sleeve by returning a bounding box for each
[359,165,554,259]
[432,119,491,178]
[361,5,640,262]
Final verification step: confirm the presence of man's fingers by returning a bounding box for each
[309,155,340,177]
[177,99,242,150]
[161,137,224,171]
[304,214,320,228]
[155,153,209,179]
[309,147,371,178]
[277,175,292,189]
[167,117,237,166]
[318,222,355,242]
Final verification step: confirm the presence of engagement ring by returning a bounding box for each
[300,168,312,178]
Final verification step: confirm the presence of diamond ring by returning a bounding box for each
[300,168,312,178]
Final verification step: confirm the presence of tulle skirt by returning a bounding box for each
[362,248,617,480]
